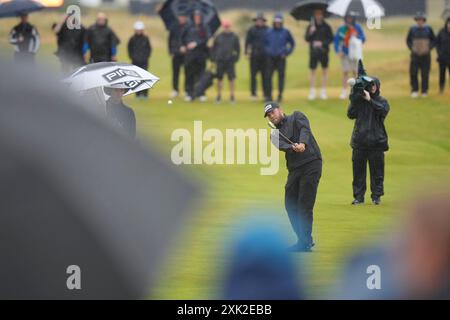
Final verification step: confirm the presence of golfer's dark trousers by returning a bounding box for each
[185,51,206,98]
[285,159,322,247]
[267,56,286,100]
[172,53,185,93]
[410,53,431,93]
[439,60,450,92]
[133,61,149,97]
[352,149,385,202]
[250,54,269,99]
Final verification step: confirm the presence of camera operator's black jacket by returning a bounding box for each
[271,111,322,172]
[347,79,389,151]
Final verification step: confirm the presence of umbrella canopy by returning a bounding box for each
[0,60,200,299]
[290,0,331,21]
[158,0,221,35]
[0,0,44,18]
[327,0,385,19]
[64,62,160,97]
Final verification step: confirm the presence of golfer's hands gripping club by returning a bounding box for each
[292,143,306,153]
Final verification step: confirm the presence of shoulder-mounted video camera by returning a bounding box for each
[348,60,375,100]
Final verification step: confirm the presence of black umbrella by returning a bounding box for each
[290,0,331,21]
[0,0,44,18]
[158,0,221,35]
[0,61,200,299]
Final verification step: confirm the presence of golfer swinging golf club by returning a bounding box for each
[265,102,322,252]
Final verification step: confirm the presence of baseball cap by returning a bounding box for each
[264,102,280,117]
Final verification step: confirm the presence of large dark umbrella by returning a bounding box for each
[290,0,331,21]
[157,0,221,35]
[0,0,44,18]
[0,60,200,299]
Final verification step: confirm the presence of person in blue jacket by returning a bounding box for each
[264,13,295,103]
[334,12,366,99]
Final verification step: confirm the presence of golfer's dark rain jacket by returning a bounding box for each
[347,79,389,151]
[271,112,322,172]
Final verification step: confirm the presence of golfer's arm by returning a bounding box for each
[296,117,311,145]
[270,133,293,153]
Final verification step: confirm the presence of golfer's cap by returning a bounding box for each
[264,102,280,117]
[222,19,232,28]
[253,12,266,21]
[134,21,145,30]
[273,13,284,23]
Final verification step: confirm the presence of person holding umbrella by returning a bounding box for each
[334,12,366,99]
[264,13,295,103]
[83,12,120,63]
[8,13,40,65]
[104,84,136,139]
[168,12,189,99]
[245,12,269,101]
[305,8,333,100]
[265,102,322,252]
[406,12,436,98]
[437,17,450,94]
[128,21,152,100]
[181,9,211,102]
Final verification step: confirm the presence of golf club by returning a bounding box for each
[267,121,295,145]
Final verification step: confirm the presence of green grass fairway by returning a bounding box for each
[1,7,449,298]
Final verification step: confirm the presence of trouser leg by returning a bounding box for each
[266,57,275,101]
[172,54,182,92]
[410,55,419,92]
[285,170,301,242]
[439,61,448,92]
[296,160,322,247]
[368,150,385,200]
[352,149,368,201]
[250,56,258,96]
[277,57,286,98]
[184,58,195,97]
[421,54,431,94]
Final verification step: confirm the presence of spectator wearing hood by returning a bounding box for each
[305,8,334,101]
[83,12,120,63]
[181,9,211,102]
[406,12,436,98]
[52,13,86,75]
[347,76,389,206]
[8,14,40,65]
[264,13,295,103]
[128,21,152,99]
[436,17,450,94]
[334,13,366,100]
[212,19,240,104]
[245,12,270,101]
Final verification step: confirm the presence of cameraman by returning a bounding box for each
[347,78,389,205]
